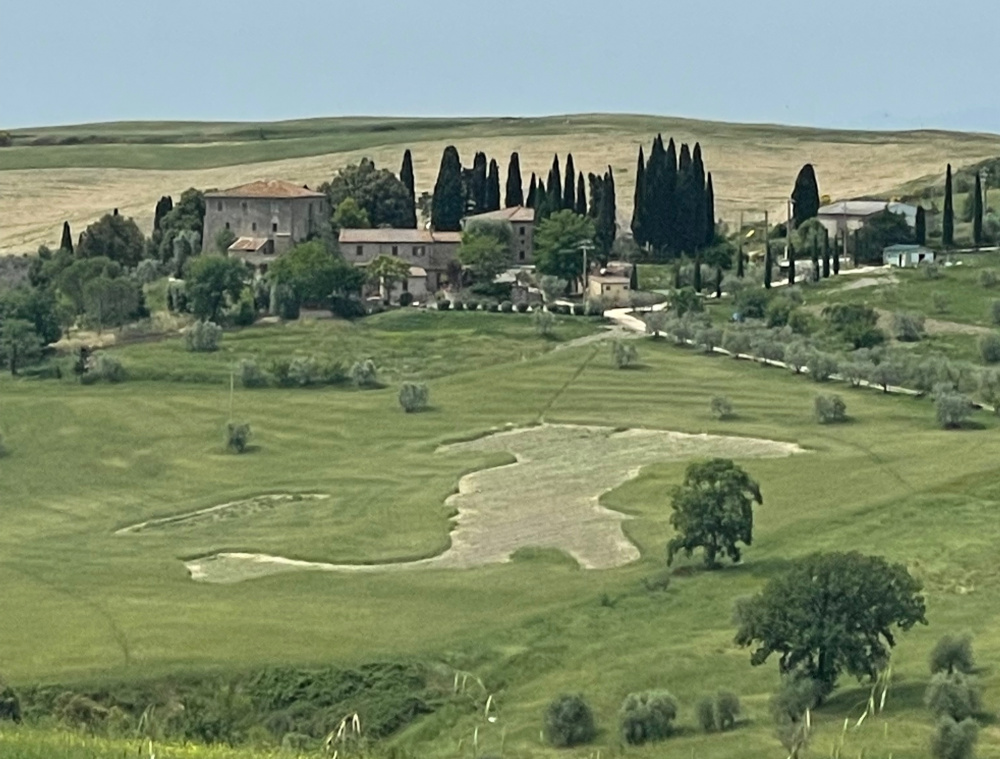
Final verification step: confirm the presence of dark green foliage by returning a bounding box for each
[322,158,412,229]
[696,697,716,732]
[791,164,821,226]
[185,255,248,322]
[76,213,146,268]
[735,552,927,696]
[930,634,975,675]
[526,173,537,208]
[465,151,488,214]
[398,382,429,413]
[619,691,678,744]
[270,240,364,309]
[563,153,576,211]
[631,146,648,247]
[822,303,885,349]
[736,288,769,320]
[399,149,417,229]
[59,221,73,254]
[575,173,587,216]
[592,168,617,262]
[485,158,501,212]
[944,164,955,247]
[534,210,595,284]
[931,716,978,759]
[431,146,464,231]
[705,172,716,246]
[185,321,222,352]
[671,286,703,318]
[534,182,549,221]
[544,694,596,747]
[814,394,847,424]
[925,671,981,721]
[715,691,740,730]
[787,241,796,285]
[667,458,762,568]
[916,205,927,245]
[764,243,772,288]
[0,680,21,723]
[0,285,61,346]
[226,422,251,453]
[505,152,523,208]
[83,276,142,331]
[854,209,913,265]
[0,318,42,375]
[546,154,563,214]
[153,188,205,263]
[973,172,984,245]
[152,195,173,232]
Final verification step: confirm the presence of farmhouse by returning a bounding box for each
[462,205,536,263]
[339,228,462,295]
[883,243,935,268]
[203,180,328,256]
[587,261,634,304]
[816,200,920,240]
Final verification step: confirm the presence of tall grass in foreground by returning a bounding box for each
[0,727,300,759]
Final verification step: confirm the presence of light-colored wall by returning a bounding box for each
[513,221,533,263]
[588,279,630,299]
[203,196,328,254]
[346,239,457,292]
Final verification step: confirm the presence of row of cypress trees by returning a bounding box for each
[630,135,716,260]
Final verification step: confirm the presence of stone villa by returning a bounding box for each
[338,228,462,299]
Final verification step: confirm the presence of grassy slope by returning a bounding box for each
[2,312,1000,757]
[4,113,1000,254]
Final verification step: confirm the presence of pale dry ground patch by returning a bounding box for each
[116,493,329,535]
[183,423,803,584]
[4,127,1000,253]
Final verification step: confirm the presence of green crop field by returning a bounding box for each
[2,307,1000,758]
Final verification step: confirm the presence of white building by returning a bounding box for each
[883,244,935,268]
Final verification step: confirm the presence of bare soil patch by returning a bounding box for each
[117,493,329,535]
[184,424,803,584]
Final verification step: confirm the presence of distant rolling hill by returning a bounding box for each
[2,113,998,253]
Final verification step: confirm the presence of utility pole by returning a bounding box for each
[738,211,744,277]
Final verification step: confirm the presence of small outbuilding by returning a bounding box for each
[588,272,631,302]
[882,243,935,268]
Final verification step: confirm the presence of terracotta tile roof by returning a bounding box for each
[338,228,463,244]
[206,180,325,199]
[465,206,535,223]
[228,236,271,252]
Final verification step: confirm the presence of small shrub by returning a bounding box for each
[930,716,978,759]
[80,353,126,384]
[230,295,256,327]
[350,359,378,388]
[694,326,722,353]
[788,309,814,335]
[499,300,514,313]
[765,297,793,328]
[751,336,785,363]
[515,301,529,313]
[932,291,950,314]
[770,677,821,725]
[841,360,872,388]
[452,299,465,311]
[185,320,222,352]
[696,697,716,733]
[815,394,847,424]
[270,282,300,319]
[226,422,251,453]
[267,357,293,387]
[398,382,429,413]
[544,694,596,748]
[722,329,751,358]
[133,259,161,284]
[572,303,586,316]
[806,351,838,382]
[317,358,346,385]
[735,288,769,319]
[990,299,1000,326]
[534,309,555,337]
[893,311,926,342]
[583,297,604,316]
[977,332,1000,363]
[287,356,320,386]
[611,340,638,368]
[619,690,678,745]
[716,691,741,731]
[238,359,269,388]
[923,262,943,279]
[644,310,668,337]
[710,396,733,419]
[436,299,451,311]
[978,269,998,288]
[925,671,981,721]
[398,291,414,307]
[784,341,811,374]
[640,570,671,592]
[934,386,973,428]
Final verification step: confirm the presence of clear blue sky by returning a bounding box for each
[1,0,995,132]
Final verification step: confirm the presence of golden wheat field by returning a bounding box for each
[2,115,998,253]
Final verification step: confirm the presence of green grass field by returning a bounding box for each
[3,309,1000,758]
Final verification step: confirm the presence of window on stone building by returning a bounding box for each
[217,201,222,211]
[252,222,257,232]
[225,222,230,230]
[356,245,363,256]
[519,226,525,235]
[272,222,278,233]
[519,251,525,261]
[241,202,248,212]
[392,245,399,256]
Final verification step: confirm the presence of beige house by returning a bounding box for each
[463,206,535,263]
[339,228,462,297]
[227,236,275,275]
[816,200,920,241]
[203,180,328,255]
[588,273,631,302]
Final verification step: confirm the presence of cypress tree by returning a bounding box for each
[595,167,617,262]
[822,229,831,278]
[764,243,772,289]
[715,266,723,298]
[915,205,927,245]
[973,172,984,246]
[645,135,670,255]
[704,172,716,246]
[587,173,601,218]
[431,145,464,232]
[630,146,648,247]
[576,173,587,216]
[563,154,577,211]
[60,221,74,254]
[678,142,692,173]
[693,252,703,292]
[526,173,537,208]
[791,164,821,226]
[787,240,796,286]
[675,144,698,255]
[691,143,707,250]
[811,242,820,282]
[943,164,955,247]
[468,152,488,213]
[833,233,841,275]
[505,152,524,207]
[535,182,550,220]
[674,262,682,289]
[153,195,173,232]
[485,159,501,212]
[400,149,418,228]
[736,245,745,278]
[664,138,678,254]
[547,155,563,212]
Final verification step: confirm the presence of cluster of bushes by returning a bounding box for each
[78,352,126,384]
[926,635,983,759]
[611,340,638,368]
[544,689,740,748]
[435,298,604,317]
[237,356,371,389]
[184,320,222,352]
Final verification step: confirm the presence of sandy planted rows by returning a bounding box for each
[182,424,803,584]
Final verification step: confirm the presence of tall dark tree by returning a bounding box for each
[791,164,821,227]
[466,152,488,214]
[547,155,563,213]
[431,146,464,232]
[692,143,708,249]
[822,229,831,278]
[526,173,537,208]
[153,196,173,232]
[787,240,796,286]
[588,173,600,218]
[915,205,927,245]
[973,172,984,246]
[644,135,670,255]
[505,152,524,208]
[675,143,701,255]
[943,164,955,247]
[833,233,841,275]
[630,146,648,247]
[563,154,577,211]
[693,251,703,292]
[535,182,550,220]
[704,172,716,246]
[678,142,692,173]
[399,149,418,228]
[60,221,74,254]
[595,167,617,262]
[663,138,679,253]
[575,173,587,216]
[485,159,501,212]
[764,243,772,289]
